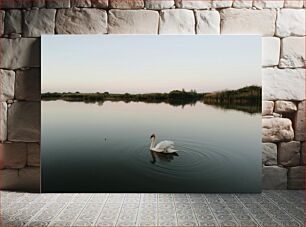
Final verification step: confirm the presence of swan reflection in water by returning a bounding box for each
[150,150,179,164]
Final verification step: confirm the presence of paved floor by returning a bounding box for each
[1,190,304,226]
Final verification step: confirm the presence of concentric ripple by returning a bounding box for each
[126,138,242,181]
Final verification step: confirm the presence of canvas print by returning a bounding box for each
[41,35,262,193]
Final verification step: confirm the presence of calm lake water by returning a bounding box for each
[41,100,261,193]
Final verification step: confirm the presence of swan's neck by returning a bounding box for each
[150,137,156,149]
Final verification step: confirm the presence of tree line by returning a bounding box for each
[42,86,261,105]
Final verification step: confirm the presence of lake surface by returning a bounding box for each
[41,100,261,193]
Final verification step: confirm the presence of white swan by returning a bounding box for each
[150,134,178,153]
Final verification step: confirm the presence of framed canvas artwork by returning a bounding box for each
[41,35,262,192]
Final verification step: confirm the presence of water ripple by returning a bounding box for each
[127,139,240,181]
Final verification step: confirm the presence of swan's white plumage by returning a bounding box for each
[150,136,178,153]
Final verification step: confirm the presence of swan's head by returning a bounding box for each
[150,134,156,139]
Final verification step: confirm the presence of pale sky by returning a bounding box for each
[42,35,261,94]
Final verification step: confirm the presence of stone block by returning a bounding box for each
[8,33,22,38]
[301,142,305,165]
[145,0,175,9]
[275,101,297,113]
[27,143,40,167]
[91,0,108,8]
[0,38,40,69]
[0,168,40,192]
[0,0,32,9]
[0,69,15,102]
[294,101,305,141]
[71,0,91,7]
[262,143,277,165]
[262,101,274,115]
[4,9,22,35]
[8,102,40,142]
[0,142,27,169]
[0,10,4,35]
[253,0,284,8]
[288,166,304,189]
[0,102,7,142]
[220,8,276,36]
[23,9,56,37]
[15,69,41,101]
[262,68,305,101]
[262,118,294,142]
[195,10,220,34]
[159,9,195,34]
[109,0,144,8]
[280,37,305,68]
[19,167,40,192]
[46,0,70,8]
[0,169,18,190]
[262,166,287,189]
[175,0,212,9]
[56,8,107,34]
[278,141,301,166]
[32,0,46,8]
[262,37,280,66]
[276,9,305,37]
[212,0,233,8]
[108,10,159,34]
[232,0,253,8]
[284,0,304,8]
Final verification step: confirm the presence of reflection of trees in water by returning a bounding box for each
[203,101,261,115]
[96,99,261,114]
[42,98,261,114]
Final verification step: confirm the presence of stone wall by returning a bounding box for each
[0,0,305,192]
